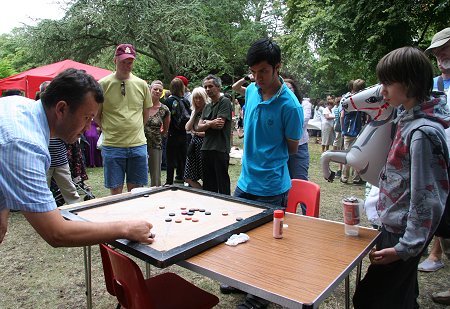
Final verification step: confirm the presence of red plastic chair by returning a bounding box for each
[99,244,219,309]
[286,179,320,217]
[99,244,121,309]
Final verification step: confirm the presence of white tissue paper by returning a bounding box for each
[225,233,250,246]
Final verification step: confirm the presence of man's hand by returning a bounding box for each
[0,209,10,244]
[369,247,400,265]
[125,220,154,244]
[209,117,225,129]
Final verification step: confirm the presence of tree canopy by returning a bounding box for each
[1,0,448,97]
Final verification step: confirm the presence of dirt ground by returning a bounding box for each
[0,140,449,308]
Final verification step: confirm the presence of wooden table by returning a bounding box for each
[179,213,380,309]
[60,186,274,308]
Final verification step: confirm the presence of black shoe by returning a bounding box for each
[353,179,366,185]
[335,170,342,178]
[220,284,244,294]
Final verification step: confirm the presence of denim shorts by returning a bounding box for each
[102,145,148,189]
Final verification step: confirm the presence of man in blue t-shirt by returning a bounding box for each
[223,38,303,309]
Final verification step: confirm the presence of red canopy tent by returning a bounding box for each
[0,60,112,99]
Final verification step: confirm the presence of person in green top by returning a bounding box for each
[94,44,152,195]
[196,74,232,195]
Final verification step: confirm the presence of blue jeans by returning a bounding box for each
[233,186,288,209]
[102,145,148,189]
[288,142,309,180]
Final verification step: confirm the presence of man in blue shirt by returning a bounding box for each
[0,69,153,247]
[235,38,303,206]
[226,38,303,309]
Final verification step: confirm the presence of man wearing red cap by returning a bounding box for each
[95,44,152,195]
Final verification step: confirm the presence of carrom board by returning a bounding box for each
[61,186,274,267]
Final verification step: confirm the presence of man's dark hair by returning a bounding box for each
[202,74,222,88]
[40,68,104,112]
[376,46,433,102]
[3,89,23,97]
[246,38,281,68]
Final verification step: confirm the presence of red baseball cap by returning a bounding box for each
[175,75,189,87]
[115,44,136,61]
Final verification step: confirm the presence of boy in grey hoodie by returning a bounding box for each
[353,46,450,309]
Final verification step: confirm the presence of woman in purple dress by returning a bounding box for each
[84,120,103,167]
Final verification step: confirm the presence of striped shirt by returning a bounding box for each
[49,138,68,167]
[0,96,56,212]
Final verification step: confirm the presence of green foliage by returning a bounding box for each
[282,0,450,98]
[1,0,448,97]
[0,59,16,79]
[5,0,278,85]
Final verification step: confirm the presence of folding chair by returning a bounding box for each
[99,244,219,309]
[286,179,320,217]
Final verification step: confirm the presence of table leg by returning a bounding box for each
[145,262,151,279]
[345,275,350,309]
[356,261,362,287]
[83,246,92,309]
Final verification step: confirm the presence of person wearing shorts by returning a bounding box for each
[95,44,152,194]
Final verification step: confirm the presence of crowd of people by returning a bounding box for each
[0,27,449,308]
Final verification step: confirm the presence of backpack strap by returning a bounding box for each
[437,76,444,92]
[408,125,448,166]
[408,125,450,237]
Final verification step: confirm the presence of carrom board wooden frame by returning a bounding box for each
[60,186,274,268]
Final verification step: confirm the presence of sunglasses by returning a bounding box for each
[121,81,126,96]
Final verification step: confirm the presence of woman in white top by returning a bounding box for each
[321,96,335,152]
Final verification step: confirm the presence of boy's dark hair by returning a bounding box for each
[41,68,103,112]
[246,38,281,68]
[376,46,433,103]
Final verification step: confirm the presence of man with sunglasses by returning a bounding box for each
[95,44,152,195]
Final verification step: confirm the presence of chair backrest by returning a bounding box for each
[101,244,152,309]
[286,179,320,217]
[99,244,117,297]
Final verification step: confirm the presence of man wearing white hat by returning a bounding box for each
[420,27,450,306]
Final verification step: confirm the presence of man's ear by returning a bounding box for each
[54,101,68,119]
[275,63,281,75]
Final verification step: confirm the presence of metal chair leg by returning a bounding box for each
[145,262,152,279]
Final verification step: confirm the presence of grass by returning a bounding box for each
[0,136,448,308]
